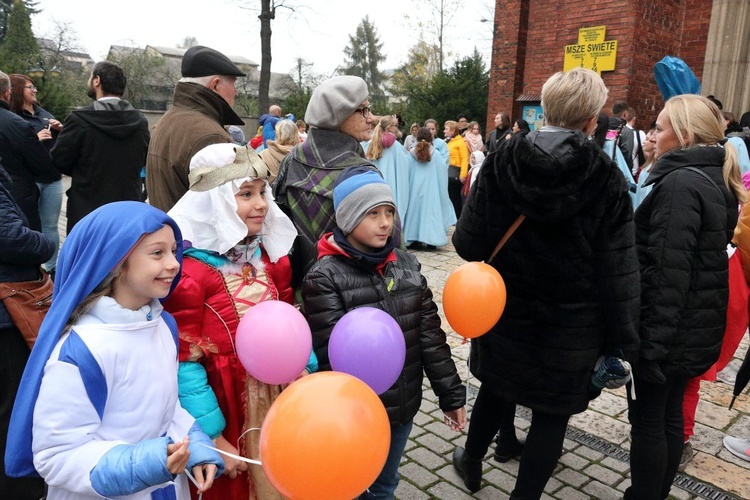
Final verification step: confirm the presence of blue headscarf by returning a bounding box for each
[5,201,183,477]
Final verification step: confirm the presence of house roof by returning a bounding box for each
[147,45,259,67]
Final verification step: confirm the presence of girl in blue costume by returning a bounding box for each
[5,202,224,500]
[403,127,457,249]
[362,115,411,222]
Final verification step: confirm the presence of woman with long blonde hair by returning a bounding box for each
[362,115,411,220]
[627,94,745,500]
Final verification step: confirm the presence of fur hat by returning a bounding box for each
[181,45,246,78]
[333,166,395,235]
[305,75,369,130]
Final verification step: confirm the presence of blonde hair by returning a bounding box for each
[541,68,608,129]
[444,120,458,137]
[366,115,393,160]
[663,94,746,203]
[274,119,299,146]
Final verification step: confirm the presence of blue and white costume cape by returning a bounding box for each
[361,140,411,222]
[5,202,222,499]
[403,145,457,246]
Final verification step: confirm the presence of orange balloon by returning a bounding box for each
[260,372,391,500]
[443,262,506,338]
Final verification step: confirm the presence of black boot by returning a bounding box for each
[452,446,482,492]
[493,433,525,463]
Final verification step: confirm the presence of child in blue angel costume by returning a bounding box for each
[5,201,224,499]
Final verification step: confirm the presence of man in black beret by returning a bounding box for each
[146,45,247,211]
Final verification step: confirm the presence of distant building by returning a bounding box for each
[106,44,296,113]
[37,38,95,74]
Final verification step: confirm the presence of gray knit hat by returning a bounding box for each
[333,166,395,235]
[305,75,369,130]
[188,144,269,191]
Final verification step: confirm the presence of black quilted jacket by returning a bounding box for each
[454,129,641,415]
[0,166,54,328]
[636,146,738,378]
[302,245,465,425]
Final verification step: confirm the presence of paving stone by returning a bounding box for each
[423,420,464,441]
[413,410,433,427]
[582,463,624,487]
[427,480,476,499]
[555,467,589,488]
[482,466,517,493]
[398,461,439,488]
[569,410,632,447]
[409,424,427,439]
[727,414,750,438]
[554,485,591,500]
[573,445,605,462]
[588,390,629,417]
[394,479,431,500]
[559,451,590,471]
[695,398,738,432]
[582,480,621,500]
[691,423,730,455]
[668,486,693,500]
[600,456,630,473]
[688,452,750,498]
[415,432,454,455]
[543,476,564,494]
[474,485,509,499]
[405,446,448,470]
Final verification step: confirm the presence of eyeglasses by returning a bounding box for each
[24,85,37,91]
[355,106,371,118]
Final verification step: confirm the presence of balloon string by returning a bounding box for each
[184,468,203,500]
[466,348,473,409]
[197,442,262,466]
[237,427,261,451]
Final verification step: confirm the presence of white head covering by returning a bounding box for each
[168,143,297,262]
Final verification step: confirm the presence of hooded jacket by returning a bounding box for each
[453,128,640,415]
[51,99,149,233]
[302,234,465,425]
[636,146,738,378]
[146,82,243,212]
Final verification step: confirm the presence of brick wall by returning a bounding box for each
[487,0,714,131]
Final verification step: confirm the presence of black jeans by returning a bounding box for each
[465,384,570,500]
[0,326,46,499]
[448,176,463,219]
[626,374,689,500]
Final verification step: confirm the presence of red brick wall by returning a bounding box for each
[487,0,714,131]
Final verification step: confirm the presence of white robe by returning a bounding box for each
[32,297,193,499]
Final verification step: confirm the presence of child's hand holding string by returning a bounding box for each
[191,463,218,493]
[444,407,467,431]
[166,437,191,474]
[213,434,248,479]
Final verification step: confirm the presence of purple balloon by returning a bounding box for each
[328,307,406,395]
[236,300,312,385]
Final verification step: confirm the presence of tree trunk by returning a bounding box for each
[258,0,275,115]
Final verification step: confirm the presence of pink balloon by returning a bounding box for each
[236,300,312,385]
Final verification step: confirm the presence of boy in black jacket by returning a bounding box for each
[302,166,466,499]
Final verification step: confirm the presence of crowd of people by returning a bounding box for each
[1,42,750,500]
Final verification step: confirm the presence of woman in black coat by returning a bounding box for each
[451,68,640,499]
[626,95,745,500]
[0,165,53,498]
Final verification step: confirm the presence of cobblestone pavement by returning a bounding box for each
[403,234,750,500]
[57,177,749,499]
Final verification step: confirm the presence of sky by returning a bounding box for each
[32,0,495,78]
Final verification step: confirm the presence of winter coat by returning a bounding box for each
[486,127,510,154]
[0,166,54,328]
[302,237,465,425]
[51,99,149,233]
[259,140,294,182]
[446,134,469,178]
[636,146,738,378]
[0,101,57,231]
[146,82,243,212]
[453,129,640,415]
[19,104,60,153]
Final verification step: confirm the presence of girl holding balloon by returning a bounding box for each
[164,144,317,500]
[302,166,466,500]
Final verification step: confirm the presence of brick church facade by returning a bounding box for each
[487,0,749,129]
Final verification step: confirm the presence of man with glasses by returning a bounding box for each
[274,75,397,285]
[147,45,246,211]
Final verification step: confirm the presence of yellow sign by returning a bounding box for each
[563,25,617,75]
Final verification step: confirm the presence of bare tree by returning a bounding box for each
[407,0,460,71]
